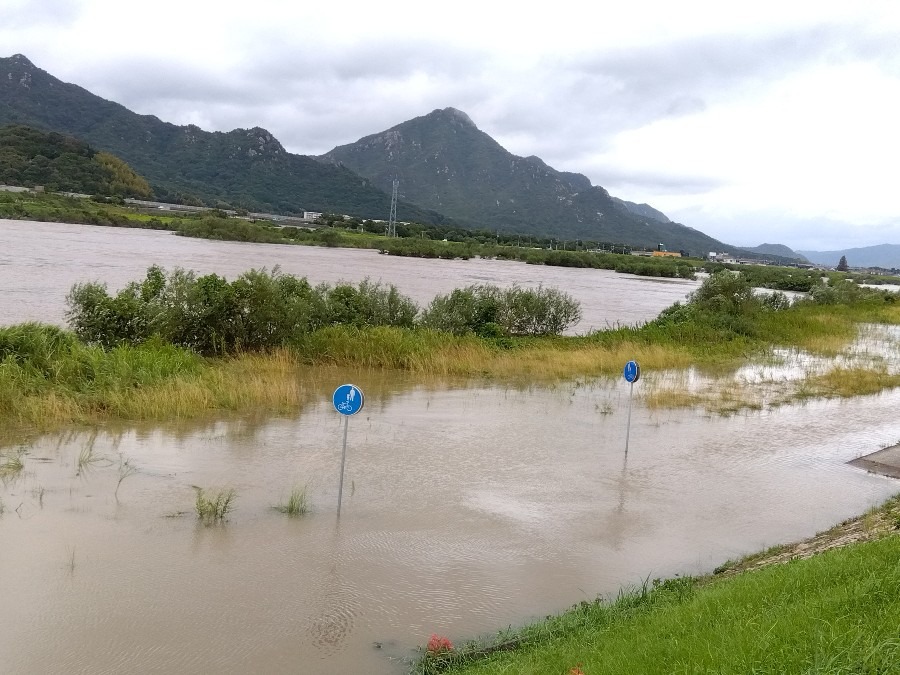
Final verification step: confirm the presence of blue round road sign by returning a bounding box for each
[333,384,365,416]
[623,360,641,383]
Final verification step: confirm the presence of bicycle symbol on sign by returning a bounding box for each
[333,383,364,417]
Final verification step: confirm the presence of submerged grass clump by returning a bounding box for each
[0,448,26,478]
[194,487,236,525]
[802,366,900,399]
[276,486,310,517]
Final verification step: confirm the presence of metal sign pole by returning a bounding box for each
[332,383,365,518]
[622,360,640,456]
[337,415,349,517]
[624,380,634,456]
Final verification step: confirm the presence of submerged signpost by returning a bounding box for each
[332,383,365,517]
[623,360,641,456]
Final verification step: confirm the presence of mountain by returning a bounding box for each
[0,124,152,197]
[797,244,900,270]
[611,197,671,224]
[0,54,449,223]
[740,243,809,263]
[320,107,741,254]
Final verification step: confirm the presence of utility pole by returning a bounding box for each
[387,179,399,237]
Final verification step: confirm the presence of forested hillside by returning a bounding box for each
[0,124,152,198]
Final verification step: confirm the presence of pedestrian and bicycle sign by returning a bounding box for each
[332,383,365,517]
[333,384,364,416]
[623,360,641,383]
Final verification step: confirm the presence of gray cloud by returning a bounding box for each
[0,0,85,29]
[477,22,900,166]
[593,169,726,195]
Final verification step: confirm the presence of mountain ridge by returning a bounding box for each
[3,54,777,256]
[797,244,900,270]
[0,54,450,223]
[739,243,808,262]
[320,107,742,254]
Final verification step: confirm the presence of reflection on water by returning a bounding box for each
[2,373,899,674]
[640,324,900,414]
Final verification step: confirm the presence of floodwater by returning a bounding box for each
[0,219,700,332]
[2,219,900,673]
[2,369,899,674]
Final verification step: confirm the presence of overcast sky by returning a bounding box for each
[3,0,899,250]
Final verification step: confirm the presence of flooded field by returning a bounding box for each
[0,219,699,332]
[3,219,900,673]
[2,368,899,674]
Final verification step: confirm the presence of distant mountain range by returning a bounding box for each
[797,244,900,270]
[739,243,809,263]
[0,54,448,224]
[2,52,791,257]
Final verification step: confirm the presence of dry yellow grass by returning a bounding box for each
[803,366,900,398]
[6,310,900,432]
[474,342,694,379]
[6,349,317,430]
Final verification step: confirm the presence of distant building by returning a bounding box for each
[302,211,322,222]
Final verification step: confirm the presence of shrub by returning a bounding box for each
[420,286,503,336]
[65,266,419,354]
[421,284,581,337]
[319,279,418,329]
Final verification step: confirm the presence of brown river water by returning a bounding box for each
[0,219,699,331]
[2,220,900,674]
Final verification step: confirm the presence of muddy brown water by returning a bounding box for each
[2,220,900,673]
[2,370,899,674]
[0,219,699,332]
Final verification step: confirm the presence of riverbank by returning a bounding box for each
[6,193,900,289]
[4,268,900,433]
[415,494,900,674]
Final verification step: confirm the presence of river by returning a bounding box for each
[0,219,699,331]
[1,219,898,674]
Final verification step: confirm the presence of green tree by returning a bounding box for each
[837,255,850,271]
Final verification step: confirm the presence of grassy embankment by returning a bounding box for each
[3,266,900,432]
[414,496,900,675]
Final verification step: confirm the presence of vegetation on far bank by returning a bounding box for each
[7,190,900,288]
[414,496,900,675]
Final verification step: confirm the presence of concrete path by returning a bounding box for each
[849,444,900,479]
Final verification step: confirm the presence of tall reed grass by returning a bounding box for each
[194,487,236,524]
[3,272,900,430]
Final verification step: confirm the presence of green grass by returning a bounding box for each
[426,534,900,675]
[276,486,310,516]
[194,487,236,524]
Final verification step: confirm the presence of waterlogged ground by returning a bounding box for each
[2,368,900,674]
[643,323,900,414]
